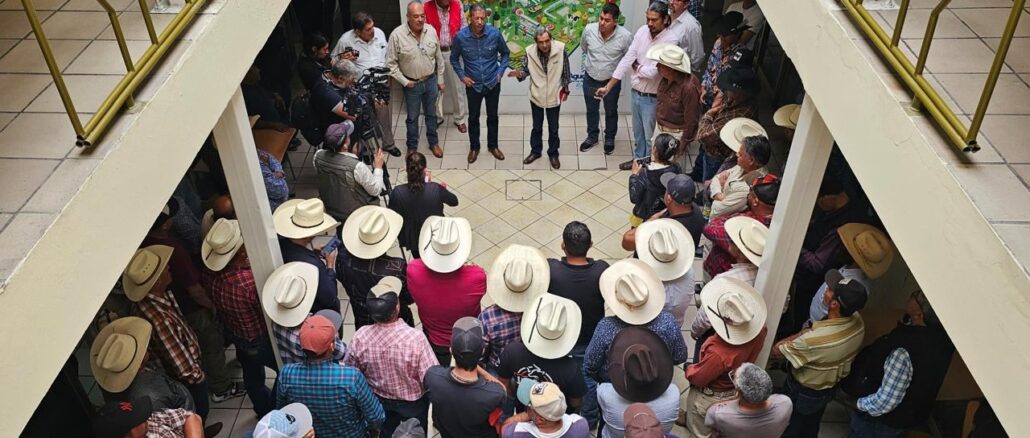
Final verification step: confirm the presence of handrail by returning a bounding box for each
[19,0,208,147]
[838,0,1026,152]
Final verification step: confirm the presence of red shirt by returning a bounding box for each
[703,211,772,278]
[406,259,486,347]
[686,327,767,392]
[205,262,266,341]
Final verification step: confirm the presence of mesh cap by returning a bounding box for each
[451,317,484,362]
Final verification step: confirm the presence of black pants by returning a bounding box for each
[780,373,837,438]
[185,379,210,421]
[430,343,452,368]
[379,395,430,437]
[466,84,501,151]
[582,75,621,143]
[530,102,561,157]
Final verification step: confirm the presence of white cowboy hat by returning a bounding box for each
[773,104,801,129]
[646,42,691,74]
[719,118,768,152]
[342,206,403,260]
[520,294,583,359]
[699,276,767,345]
[273,198,340,239]
[202,218,243,272]
[837,223,894,279]
[725,216,768,267]
[600,259,666,325]
[91,316,152,393]
[122,245,174,302]
[634,218,695,281]
[418,216,473,273]
[488,244,550,312]
[261,262,320,327]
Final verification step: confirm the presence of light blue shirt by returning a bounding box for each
[450,25,510,93]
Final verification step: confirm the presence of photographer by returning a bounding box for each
[332,12,399,154]
[313,120,387,233]
[310,59,361,136]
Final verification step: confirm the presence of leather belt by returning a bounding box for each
[404,74,434,83]
[699,386,736,397]
[633,90,657,98]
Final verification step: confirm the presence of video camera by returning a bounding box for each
[356,66,391,104]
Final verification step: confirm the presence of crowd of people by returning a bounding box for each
[84,0,960,437]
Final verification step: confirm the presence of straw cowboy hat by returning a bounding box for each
[262,262,320,327]
[719,117,768,153]
[725,216,768,267]
[91,317,152,393]
[122,245,174,302]
[342,206,403,259]
[600,259,666,325]
[488,244,550,312]
[838,223,894,279]
[520,294,583,359]
[699,277,767,345]
[418,216,473,273]
[608,327,674,403]
[202,218,243,272]
[273,198,340,239]
[635,218,695,281]
[646,43,690,74]
[774,104,801,129]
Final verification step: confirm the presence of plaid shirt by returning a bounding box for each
[272,321,348,365]
[133,289,205,384]
[697,99,757,161]
[583,312,688,383]
[703,211,771,278]
[147,408,191,437]
[344,320,438,401]
[206,263,265,341]
[478,305,523,370]
[857,348,913,416]
[277,359,386,438]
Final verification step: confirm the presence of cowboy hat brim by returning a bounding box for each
[342,206,403,260]
[725,216,764,267]
[261,262,320,327]
[773,104,801,129]
[608,327,674,403]
[699,276,767,345]
[837,223,894,279]
[201,224,243,272]
[634,218,695,281]
[719,118,768,153]
[488,245,551,312]
[600,259,666,326]
[645,42,691,75]
[520,295,583,359]
[91,317,152,393]
[273,199,340,240]
[122,245,174,302]
[418,216,473,274]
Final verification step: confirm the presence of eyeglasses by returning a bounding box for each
[706,301,732,342]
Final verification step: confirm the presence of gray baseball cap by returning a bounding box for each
[660,173,697,204]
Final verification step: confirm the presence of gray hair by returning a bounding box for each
[534,27,551,41]
[647,0,670,17]
[732,363,773,404]
[469,3,487,15]
[330,59,361,81]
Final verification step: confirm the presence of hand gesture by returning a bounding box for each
[595,86,610,98]
[373,147,385,169]
[324,249,338,269]
[631,159,642,175]
[339,51,357,61]
[405,80,417,88]
[462,76,475,87]
[506,70,522,78]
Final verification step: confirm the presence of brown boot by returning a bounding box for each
[468,149,479,163]
[489,148,505,160]
[429,144,444,158]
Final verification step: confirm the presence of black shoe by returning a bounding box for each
[603,140,615,155]
[618,159,634,171]
[204,422,223,437]
[382,144,402,157]
[579,139,598,152]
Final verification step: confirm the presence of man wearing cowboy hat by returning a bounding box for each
[622,174,704,255]
[508,27,571,169]
[202,218,277,416]
[93,397,204,438]
[773,103,800,142]
[708,132,771,220]
[338,205,414,329]
[407,216,486,367]
[695,64,759,183]
[345,276,438,437]
[596,327,680,437]
[683,277,768,438]
[479,244,549,374]
[275,198,342,315]
[806,223,892,326]
[703,174,779,279]
[497,294,586,414]
[501,380,590,437]
[699,12,749,114]
[647,43,701,156]
[264,263,348,365]
[630,217,697,327]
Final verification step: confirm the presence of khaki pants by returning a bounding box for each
[684,385,736,438]
[651,122,683,145]
[436,52,467,125]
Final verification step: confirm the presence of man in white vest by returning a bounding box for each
[509,28,570,169]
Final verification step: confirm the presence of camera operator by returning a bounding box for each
[314,120,387,234]
[332,12,399,155]
[310,58,361,136]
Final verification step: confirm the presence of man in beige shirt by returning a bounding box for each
[386,1,447,158]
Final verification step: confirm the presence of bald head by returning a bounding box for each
[212,194,235,220]
[407,1,426,33]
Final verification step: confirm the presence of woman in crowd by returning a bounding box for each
[388,152,459,259]
[628,134,682,226]
[296,33,332,92]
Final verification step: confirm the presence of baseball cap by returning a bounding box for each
[93,397,154,438]
[451,317,485,363]
[515,380,567,422]
[323,120,355,150]
[751,174,780,205]
[392,418,427,438]
[253,403,314,438]
[623,403,663,438]
[314,309,343,331]
[825,270,868,314]
[367,276,402,322]
[299,314,337,356]
[659,173,696,205]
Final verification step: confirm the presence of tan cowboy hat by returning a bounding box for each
[725,216,768,267]
[122,245,174,302]
[719,118,768,152]
[418,216,473,273]
[699,277,767,345]
[488,244,550,312]
[202,218,243,272]
[773,104,801,129]
[520,294,583,359]
[645,42,690,74]
[261,262,320,327]
[600,259,666,325]
[91,317,152,393]
[273,198,340,239]
[635,219,695,281]
[342,206,403,259]
[838,223,894,279]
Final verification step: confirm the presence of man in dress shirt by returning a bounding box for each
[596,1,679,171]
[424,0,469,133]
[451,3,510,164]
[332,12,398,154]
[386,2,448,158]
[668,0,705,73]
[579,3,632,155]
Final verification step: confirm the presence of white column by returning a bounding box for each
[212,87,284,367]
[754,94,834,366]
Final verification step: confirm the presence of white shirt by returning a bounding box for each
[332,28,388,73]
[581,22,633,81]
[691,263,758,338]
[598,383,679,438]
[669,11,705,73]
[709,166,768,220]
[313,150,386,197]
[724,2,767,50]
[612,25,681,94]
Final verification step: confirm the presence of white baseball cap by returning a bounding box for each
[252,403,313,438]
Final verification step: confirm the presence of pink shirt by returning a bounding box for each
[345,320,439,401]
[612,25,681,94]
[406,259,487,347]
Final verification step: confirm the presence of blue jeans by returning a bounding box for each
[781,374,837,438]
[848,411,906,438]
[466,83,502,150]
[403,75,440,151]
[378,395,429,438]
[228,333,278,416]
[570,344,603,430]
[530,103,561,157]
[631,91,657,159]
[582,75,621,144]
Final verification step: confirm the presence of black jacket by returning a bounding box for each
[628,163,681,219]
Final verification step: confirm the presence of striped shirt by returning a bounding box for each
[857,348,913,416]
[277,359,386,438]
[478,304,523,370]
[779,313,866,390]
[345,320,438,401]
[133,289,205,385]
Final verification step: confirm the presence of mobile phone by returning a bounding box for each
[320,237,342,257]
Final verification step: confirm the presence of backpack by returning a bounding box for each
[290,92,323,146]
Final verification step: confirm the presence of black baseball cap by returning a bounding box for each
[659,173,697,205]
[716,66,759,96]
[93,397,154,438]
[451,317,485,362]
[825,270,868,314]
[367,276,401,322]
